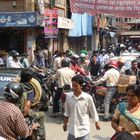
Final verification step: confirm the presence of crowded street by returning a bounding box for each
[1,0,140,140]
[45,107,114,140]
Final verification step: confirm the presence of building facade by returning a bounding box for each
[0,0,36,61]
[0,0,70,62]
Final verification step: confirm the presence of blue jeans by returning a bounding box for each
[104,87,117,118]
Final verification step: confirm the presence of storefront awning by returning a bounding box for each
[129,36,140,39]
[121,31,140,36]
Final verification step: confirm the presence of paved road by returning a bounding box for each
[45,107,115,140]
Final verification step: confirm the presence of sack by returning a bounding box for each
[118,75,136,85]
[118,84,128,94]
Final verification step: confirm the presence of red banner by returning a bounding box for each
[70,0,140,18]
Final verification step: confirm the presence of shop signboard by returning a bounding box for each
[70,0,140,18]
[44,8,58,38]
[0,12,37,27]
[58,17,74,29]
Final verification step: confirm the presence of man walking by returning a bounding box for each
[63,75,100,140]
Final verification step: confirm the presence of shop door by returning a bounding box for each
[0,29,24,53]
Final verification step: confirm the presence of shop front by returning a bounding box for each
[0,12,37,54]
[0,28,25,53]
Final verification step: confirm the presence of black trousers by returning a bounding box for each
[53,88,63,113]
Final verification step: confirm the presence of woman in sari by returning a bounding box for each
[111,84,140,140]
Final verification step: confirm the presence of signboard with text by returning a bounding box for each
[58,17,74,29]
[0,12,36,27]
[70,0,140,18]
[44,8,58,38]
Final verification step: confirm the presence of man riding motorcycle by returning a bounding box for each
[50,58,75,117]
[70,54,87,76]
[79,53,90,73]
[19,68,46,140]
[94,60,120,121]
[0,82,39,140]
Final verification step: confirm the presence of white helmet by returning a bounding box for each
[120,44,126,48]
[72,54,79,59]
[80,53,86,58]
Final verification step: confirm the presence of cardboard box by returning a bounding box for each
[118,84,128,94]
[118,75,136,85]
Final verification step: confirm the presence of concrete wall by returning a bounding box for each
[0,0,25,12]
[25,0,35,11]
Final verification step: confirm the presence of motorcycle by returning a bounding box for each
[82,76,119,114]
[60,84,71,113]
[28,69,54,111]
[17,116,39,140]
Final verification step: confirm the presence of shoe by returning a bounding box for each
[49,113,58,118]
[37,136,46,140]
[102,117,111,122]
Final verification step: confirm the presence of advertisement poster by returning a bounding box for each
[70,0,140,18]
[44,8,58,38]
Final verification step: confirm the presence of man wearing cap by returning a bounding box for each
[79,53,90,73]
[118,57,127,74]
[120,44,129,55]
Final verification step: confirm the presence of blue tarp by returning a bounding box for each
[69,13,93,37]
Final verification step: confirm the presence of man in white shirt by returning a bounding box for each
[95,60,120,121]
[63,75,100,140]
[99,49,109,69]
[120,44,129,55]
[50,58,75,117]
[8,51,23,68]
[53,51,64,71]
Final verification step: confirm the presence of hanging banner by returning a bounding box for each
[70,0,140,18]
[44,8,58,38]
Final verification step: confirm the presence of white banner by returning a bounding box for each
[57,17,74,29]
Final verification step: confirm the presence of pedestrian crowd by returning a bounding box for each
[1,41,140,140]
